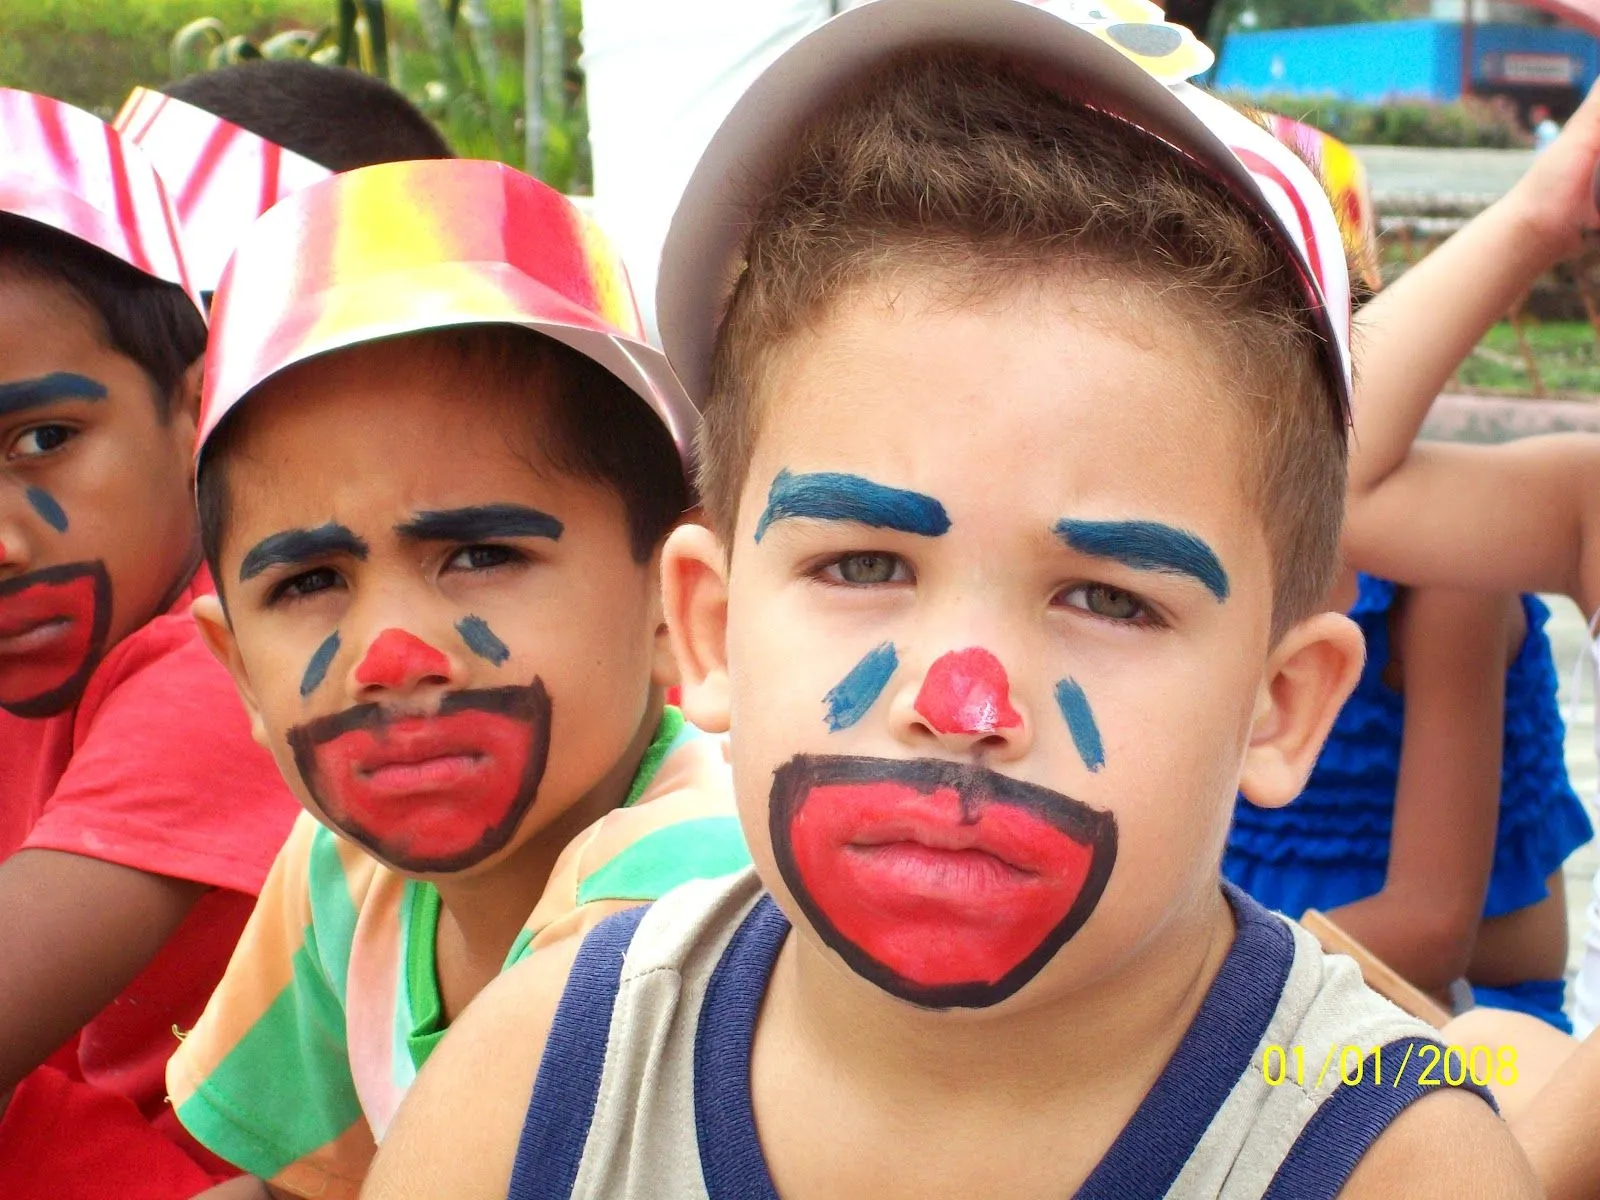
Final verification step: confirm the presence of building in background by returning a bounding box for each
[1214,1,1598,118]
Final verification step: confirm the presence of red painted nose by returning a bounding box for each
[914,647,1021,735]
[355,628,451,689]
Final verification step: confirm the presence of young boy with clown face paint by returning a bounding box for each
[367,4,1537,1198]
[166,159,745,1200]
[0,91,301,1198]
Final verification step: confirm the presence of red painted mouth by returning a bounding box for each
[288,682,551,873]
[0,562,111,717]
[770,755,1116,1009]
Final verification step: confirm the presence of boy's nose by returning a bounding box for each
[0,517,33,578]
[910,647,1025,751]
[353,628,454,692]
[1,479,40,576]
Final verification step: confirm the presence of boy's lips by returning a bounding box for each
[770,754,1117,1009]
[0,562,112,718]
[342,718,492,793]
[0,616,70,651]
[287,681,551,873]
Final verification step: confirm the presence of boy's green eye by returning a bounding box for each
[446,544,522,572]
[828,552,907,585]
[11,424,75,458]
[1063,583,1146,621]
[272,567,341,602]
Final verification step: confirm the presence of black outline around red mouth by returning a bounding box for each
[0,561,112,718]
[770,753,1118,1009]
[286,680,551,873]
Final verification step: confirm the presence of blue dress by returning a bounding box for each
[1224,574,1593,1030]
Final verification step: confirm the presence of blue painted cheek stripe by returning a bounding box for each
[823,642,899,732]
[301,631,341,698]
[1054,678,1106,772]
[457,615,511,666]
[25,487,68,533]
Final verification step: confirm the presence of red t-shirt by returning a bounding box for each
[0,568,299,1130]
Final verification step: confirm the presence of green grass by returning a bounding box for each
[0,0,594,185]
[1456,320,1600,398]
[1,1,324,114]
[0,0,598,183]
[0,1,526,134]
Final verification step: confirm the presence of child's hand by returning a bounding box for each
[1503,79,1600,263]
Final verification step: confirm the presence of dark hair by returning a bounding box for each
[198,325,689,591]
[0,215,206,417]
[162,60,453,170]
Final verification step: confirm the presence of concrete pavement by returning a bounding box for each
[1353,144,1535,207]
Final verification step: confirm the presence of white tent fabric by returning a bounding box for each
[581,0,864,342]
[579,1,1195,343]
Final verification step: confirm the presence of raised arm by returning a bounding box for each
[1343,81,1600,606]
[361,933,584,1200]
[1351,78,1600,495]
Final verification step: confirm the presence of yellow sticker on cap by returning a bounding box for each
[1039,0,1215,84]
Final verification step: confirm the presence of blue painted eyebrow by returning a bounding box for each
[754,469,950,542]
[239,523,370,582]
[0,373,107,418]
[396,504,564,543]
[1054,518,1230,601]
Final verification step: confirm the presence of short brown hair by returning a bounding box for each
[697,50,1345,635]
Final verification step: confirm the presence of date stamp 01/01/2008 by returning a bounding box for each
[1260,1043,1517,1090]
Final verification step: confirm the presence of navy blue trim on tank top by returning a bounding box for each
[694,895,788,1200]
[1074,881,1294,1198]
[691,883,1295,1199]
[507,904,649,1200]
[1261,1036,1498,1200]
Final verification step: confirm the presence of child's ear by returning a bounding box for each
[644,544,681,691]
[191,593,273,751]
[1238,611,1365,809]
[172,358,204,480]
[176,357,204,426]
[660,522,731,734]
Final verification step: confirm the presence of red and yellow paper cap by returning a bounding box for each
[1262,113,1381,295]
[0,88,199,311]
[660,0,1354,421]
[116,87,334,294]
[199,158,695,468]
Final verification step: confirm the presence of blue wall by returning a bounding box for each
[1214,19,1599,102]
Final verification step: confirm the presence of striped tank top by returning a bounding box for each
[508,870,1494,1200]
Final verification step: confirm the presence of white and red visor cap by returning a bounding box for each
[656,0,1353,422]
[115,87,333,296]
[0,88,202,316]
